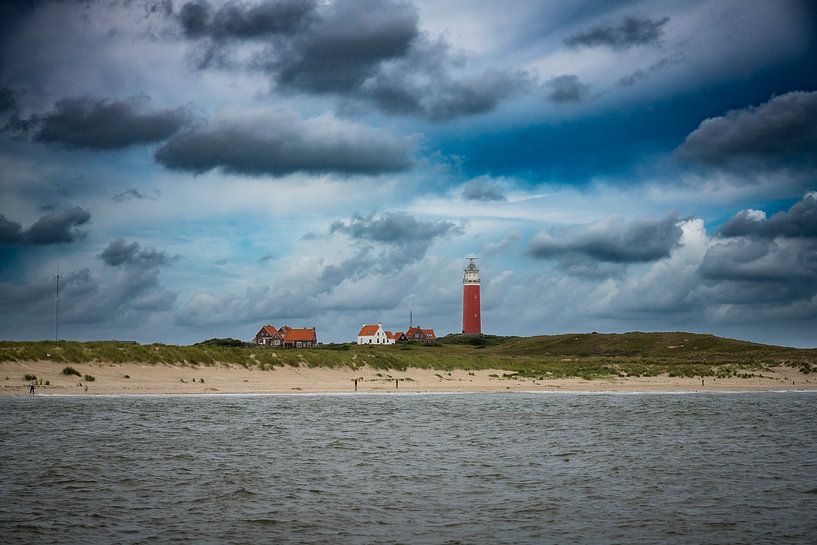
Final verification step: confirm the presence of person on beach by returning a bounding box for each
[354,379,358,391]
[29,382,35,394]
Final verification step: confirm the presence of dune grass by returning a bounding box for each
[0,332,814,379]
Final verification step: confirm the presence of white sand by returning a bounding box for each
[1,361,815,395]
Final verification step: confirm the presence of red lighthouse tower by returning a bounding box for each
[462,257,481,335]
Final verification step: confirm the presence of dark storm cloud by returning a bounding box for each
[617,57,676,87]
[360,59,526,121]
[179,0,525,120]
[689,195,817,310]
[257,0,418,94]
[112,189,148,202]
[718,192,817,239]
[565,15,669,50]
[527,212,682,263]
[460,177,506,201]
[675,91,817,166]
[178,0,315,39]
[0,87,35,134]
[154,111,412,176]
[324,212,464,287]
[545,75,588,103]
[99,239,175,269]
[0,87,15,114]
[330,212,462,244]
[0,250,177,332]
[0,207,91,245]
[699,238,817,285]
[32,96,190,150]
[0,215,23,243]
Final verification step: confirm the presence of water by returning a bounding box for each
[1,392,816,544]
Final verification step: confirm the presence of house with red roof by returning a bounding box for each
[282,327,317,348]
[405,326,437,343]
[357,323,392,345]
[253,325,283,347]
[254,325,317,348]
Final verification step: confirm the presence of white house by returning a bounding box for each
[357,323,393,345]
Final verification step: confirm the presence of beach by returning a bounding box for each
[2,360,814,395]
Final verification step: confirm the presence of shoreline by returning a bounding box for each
[16,389,817,398]
[2,361,814,396]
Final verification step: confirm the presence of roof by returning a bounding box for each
[393,331,405,338]
[385,331,394,339]
[256,325,278,337]
[283,328,317,342]
[422,329,436,339]
[357,324,380,337]
[406,326,424,337]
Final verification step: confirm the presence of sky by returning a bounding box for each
[1,0,816,347]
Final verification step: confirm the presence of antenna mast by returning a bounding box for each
[54,264,60,341]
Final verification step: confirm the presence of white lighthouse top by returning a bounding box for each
[463,257,480,284]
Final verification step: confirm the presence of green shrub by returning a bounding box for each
[83,374,95,382]
[24,373,37,381]
[45,380,50,385]
[63,366,81,377]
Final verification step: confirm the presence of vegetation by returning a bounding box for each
[83,374,95,382]
[194,338,252,348]
[24,374,37,381]
[0,332,814,380]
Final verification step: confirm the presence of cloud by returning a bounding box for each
[718,192,817,239]
[330,211,462,245]
[0,86,15,115]
[527,212,683,263]
[0,215,23,243]
[0,207,91,245]
[324,211,464,287]
[0,238,178,335]
[460,177,506,201]
[112,189,149,202]
[99,239,176,269]
[675,91,817,166]
[268,0,418,94]
[699,237,816,286]
[154,110,412,176]
[545,75,588,103]
[617,57,677,87]
[179,0,526,120]
[29,96,190,150]
[483,231,521,257]
[179,0,315,40]
[565,15,669,50]
[693,192,817,306]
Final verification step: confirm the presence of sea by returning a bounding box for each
[1,391,816,544]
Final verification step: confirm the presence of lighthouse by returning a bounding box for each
[462,257,481,335]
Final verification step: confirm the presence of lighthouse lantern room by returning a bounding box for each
[462,257,481,335]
